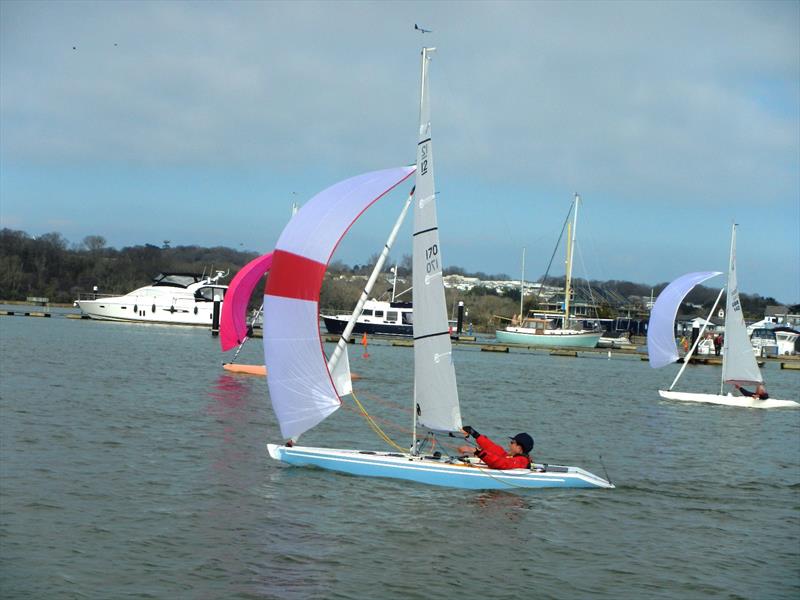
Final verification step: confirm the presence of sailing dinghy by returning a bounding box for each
[263,48,614,490]
[647,224,798,409]
[220,252,273,375]
[220,252,273,353]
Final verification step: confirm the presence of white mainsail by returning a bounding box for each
[721,224,763,386]
[412,48,462,433]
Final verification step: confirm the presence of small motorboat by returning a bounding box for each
[598,331,635,349]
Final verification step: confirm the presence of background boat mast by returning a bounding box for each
[563,193,579,329]
[519,246,526,320]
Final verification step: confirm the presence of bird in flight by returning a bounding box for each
[414,23,432,34]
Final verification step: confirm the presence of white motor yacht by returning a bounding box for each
[75,271,228,326]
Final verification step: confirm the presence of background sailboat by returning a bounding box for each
[263,48,613,490]
[219,252,273,375]
[495,194,602,348]
[647,224,798,409]
[219,252,273,353]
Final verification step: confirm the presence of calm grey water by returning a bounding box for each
[1,313,798,599]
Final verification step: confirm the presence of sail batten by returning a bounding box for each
[263,166,416,440]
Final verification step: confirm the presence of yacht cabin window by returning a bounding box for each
[195,287,215,302]
[386,311,398,323]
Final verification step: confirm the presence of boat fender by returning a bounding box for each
[194,307,198,315]
[151,304,156,313]
[133,304,137,313]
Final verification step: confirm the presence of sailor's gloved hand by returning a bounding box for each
[462,425,480,439]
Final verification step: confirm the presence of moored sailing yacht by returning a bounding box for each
[496,194,601,348]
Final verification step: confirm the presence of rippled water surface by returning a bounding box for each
[1,314,799,598]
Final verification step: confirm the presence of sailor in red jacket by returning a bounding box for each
[457,426,533,469]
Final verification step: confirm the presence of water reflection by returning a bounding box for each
[207,374,251,421]
[470,489,531,519]
[205,373,261,474]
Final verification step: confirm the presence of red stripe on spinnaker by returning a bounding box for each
[264,249,326,302]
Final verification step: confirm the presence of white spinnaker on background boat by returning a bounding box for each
[647,271,722,369]
[412,47,462,435]
[648,225,798,409]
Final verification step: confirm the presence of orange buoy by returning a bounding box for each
[361,332,369,358]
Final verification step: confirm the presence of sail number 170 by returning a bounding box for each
[425,244,439,273]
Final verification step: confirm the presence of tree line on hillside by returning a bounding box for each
[0,229,791,330]
[0,229,257,304]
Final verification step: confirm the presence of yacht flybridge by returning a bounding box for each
[75,271,228,326]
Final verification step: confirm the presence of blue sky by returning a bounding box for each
[1,1,798,303]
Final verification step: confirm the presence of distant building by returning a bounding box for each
[442,274,480,291]
[676,316,724,335]
[764,305,800,328]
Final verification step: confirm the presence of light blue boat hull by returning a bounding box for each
[496,329,602,348]
[267,444,614,490]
